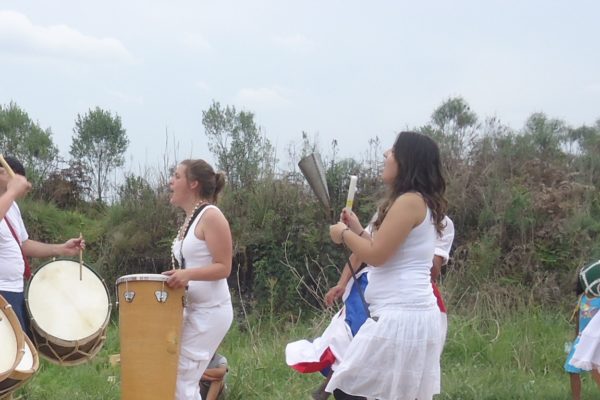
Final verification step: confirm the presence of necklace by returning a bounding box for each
[177,201,207,240]
[171,201,208,269]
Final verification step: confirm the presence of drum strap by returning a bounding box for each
[4,216,32,280]
[179,203,210,269]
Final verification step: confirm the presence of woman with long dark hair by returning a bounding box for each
[326,131,447,399]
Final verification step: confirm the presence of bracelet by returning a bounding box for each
[340,227,350,244]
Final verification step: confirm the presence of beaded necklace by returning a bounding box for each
[171,201,208,269]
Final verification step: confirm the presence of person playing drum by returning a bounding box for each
[163,159,233,400]
[0,156,85,338]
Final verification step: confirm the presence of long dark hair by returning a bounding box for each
[374,131,447,235]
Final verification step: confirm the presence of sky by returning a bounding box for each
[1,0,599,175]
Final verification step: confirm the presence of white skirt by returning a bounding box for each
[571,311,600,371]
[325,304,443,400]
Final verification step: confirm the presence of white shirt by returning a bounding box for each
[365,208,436,314]
[171,205,231,307]
[434,216,455,264]
[0,202,29,292]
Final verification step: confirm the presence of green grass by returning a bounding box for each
[9,310,600,399]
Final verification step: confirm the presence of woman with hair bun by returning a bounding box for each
[163,159,233,400]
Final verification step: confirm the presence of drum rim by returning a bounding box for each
[0,296,25,382]
[5,334,38,381]
[0,335,39,396]
[24,258,112,345]
[116,273,169,285]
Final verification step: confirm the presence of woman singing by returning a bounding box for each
[163,159,233,400]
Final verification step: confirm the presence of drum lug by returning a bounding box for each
[155,291,168,303]
[124,291,135,303]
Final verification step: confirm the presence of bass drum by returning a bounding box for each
[26,259,111,366]
[0,334,39,399]
[0,295,24,382]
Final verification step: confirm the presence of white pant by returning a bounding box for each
[176,301,233,400]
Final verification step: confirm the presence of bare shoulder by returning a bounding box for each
[389,193,427,225]
[201,206,230,228]
[392,192,427,209]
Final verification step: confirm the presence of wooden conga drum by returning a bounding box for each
[116,274,185,400]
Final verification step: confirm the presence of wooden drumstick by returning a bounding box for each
[79,235,83,281]
[0,154,16,178]
[79,225,83,281]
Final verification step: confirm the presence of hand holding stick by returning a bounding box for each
[345,175,357,211]
[0,154,16,178]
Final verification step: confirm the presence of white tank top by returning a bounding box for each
[172,205,231,307]
[365,207,436,314]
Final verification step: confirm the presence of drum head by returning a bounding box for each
[27,260,110,341]
[0,298,23,382]
[116,273,168,286]
[16,334,38,373]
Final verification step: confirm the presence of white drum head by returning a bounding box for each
[28,260,110,341]
[0,307,18,375]
[116,273,168,285]
[16,336,34,372]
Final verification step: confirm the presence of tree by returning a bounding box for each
[202,101,274,190]
[0,102,59,185]
[70,107,129,203]
[522,112,568,161]
[421,96,479,162]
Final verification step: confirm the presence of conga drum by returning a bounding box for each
[116,274,185,400]
[26,259,111,365]
[0,334,39,399]
[0,295,24,382]
[580,259,600,297]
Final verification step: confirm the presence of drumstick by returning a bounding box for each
[79,228,83,281]
[0,154,15,178]
[345,175,358,211]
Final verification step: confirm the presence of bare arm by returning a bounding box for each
[325,252,363,306]
[164,208,232,288]
[22,237,84,258]
[431,255,444,282]
[0,175,30,219]
[331,193,426,267]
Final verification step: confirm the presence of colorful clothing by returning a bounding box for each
[564,295,600,373]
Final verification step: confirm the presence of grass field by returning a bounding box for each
[9,309,600,399]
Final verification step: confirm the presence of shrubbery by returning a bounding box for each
[11,97,600,316]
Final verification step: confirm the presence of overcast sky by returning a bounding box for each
[1,0,599,174]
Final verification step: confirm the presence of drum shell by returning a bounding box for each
[117,274,185,400]
[25,259,111,366]
[0,334,39,398]
[0,295,24,382]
